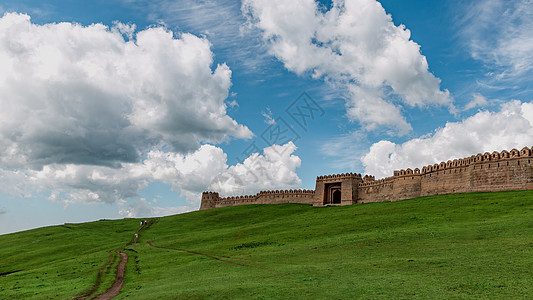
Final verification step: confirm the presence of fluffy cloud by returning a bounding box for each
[242,0,451,135]
[0,168,34,198]
[0,142,302,215]
[362,100,533,178]
[0,145,227,206]
[347,86,411,135]
[0,13,305,218]
[0,13,251,169]
[141,145,228,202]
[209,142,302,196]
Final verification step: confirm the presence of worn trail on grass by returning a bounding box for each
[80,219,152,300]
[147,240,271,271]
[92,251,128,300]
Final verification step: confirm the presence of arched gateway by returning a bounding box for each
[316,173,361,206]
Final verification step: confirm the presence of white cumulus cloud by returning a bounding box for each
[0,13,297,218]
[209,142,302,197]
[0,142,302,216]
[362,100,533,178]
[0,12,251,169]
[242,0,452,135]
[141,145,228,202]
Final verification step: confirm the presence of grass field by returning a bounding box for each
[1,190,533,299]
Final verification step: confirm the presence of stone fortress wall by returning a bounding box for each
[201,147,533,210]
[200,189,316,210]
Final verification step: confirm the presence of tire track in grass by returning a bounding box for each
[147,240,271,271]
[77,252,114,300]
[92,250,128,300]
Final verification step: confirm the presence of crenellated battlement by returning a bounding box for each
[258,189,315,195]
[359,176,396,187]
[418,147,533,175]
[202,191,219,196]
[393,168,421,177]
[200,146,533,210]
[219,194,257,202]
[362,175,375,182]
[317,173,362,180]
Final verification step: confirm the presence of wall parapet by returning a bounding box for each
[258,189,315,195]
[317,173,362,180]
[418,147,533,175]
[359,176,395,187]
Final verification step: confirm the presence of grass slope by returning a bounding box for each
[0,219,139,299]
[2,191,533,299]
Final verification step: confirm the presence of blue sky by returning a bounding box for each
[1,0,532,234]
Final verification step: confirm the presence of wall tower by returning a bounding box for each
[200,192,219,210]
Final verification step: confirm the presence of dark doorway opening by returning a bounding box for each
[323,182,342,205]
[332,190,341,204]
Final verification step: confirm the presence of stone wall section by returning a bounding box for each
[418,147,533,196]
[358,176,396,203]
[200,147,533,210]
[202,189,316,209]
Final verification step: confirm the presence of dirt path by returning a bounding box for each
[147,240,271,271]
[92,250,128,300]
[81,218,270,299]
[80,219,153,300]
[128,219,152,246]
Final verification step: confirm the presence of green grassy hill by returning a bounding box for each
[1,191,533,299]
